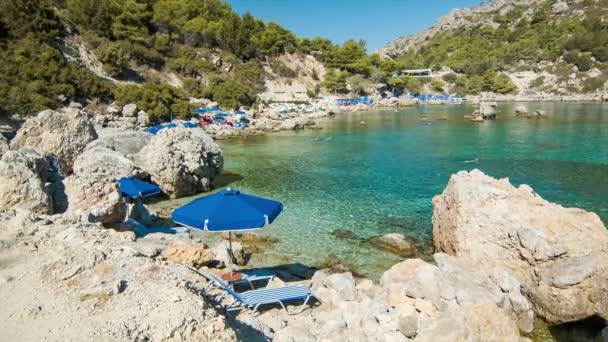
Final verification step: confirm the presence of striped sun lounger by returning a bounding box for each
[187,267,313,315]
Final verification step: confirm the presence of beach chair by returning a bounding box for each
[187,267,312,315]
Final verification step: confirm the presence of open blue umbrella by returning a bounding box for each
[172,188,283,263]
[172,188,283,231]
[118,176,161,199]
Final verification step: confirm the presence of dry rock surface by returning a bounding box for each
[11,108,98,172]
[136,127,224,198]
[433,169,608,324]
[0,149,65,215]
[0,213,236,341]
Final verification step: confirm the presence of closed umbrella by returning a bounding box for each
[171,188,283,263]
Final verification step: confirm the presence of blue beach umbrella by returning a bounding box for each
[118,176,161,199]
[172,188,283,263]
[172,188,283,231]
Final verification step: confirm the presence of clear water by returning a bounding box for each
[153,102,608,279]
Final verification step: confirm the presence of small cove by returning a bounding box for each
[151,102,608,280]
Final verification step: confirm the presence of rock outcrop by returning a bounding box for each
[73,147,147,180]
[162,243,215,268]
[432,169,608,324]
[0,216,236,341]
[11,109,98,172]
[0,149,65,215]
[381,253,534,333]
[515,105,528,116]
[135,127,223,198]
[63,172,127,225]
[86,130,152,157]
[469,101,497,121]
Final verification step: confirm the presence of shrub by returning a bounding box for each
[430,79,445,92]
[95,40,130,77]
[592,47,608,63]
[203,79,255,109]
[270,59,296,78]
[346,74,369,95]
[442,73,457,83]
[563,51,593,72]
[113,83,190,122]
[530,76,545,88]
[493,74,517,94]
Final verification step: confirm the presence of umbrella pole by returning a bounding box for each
[228,231,236,266]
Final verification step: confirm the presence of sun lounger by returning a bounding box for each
[187,267,312,315]
[232,270,275,290]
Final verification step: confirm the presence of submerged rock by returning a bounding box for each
[331,229,360,240]
[432,169,608,324]
[135,128,223,198]
[369,233,416,257]
[11,108,97,172]
[0,149,65,215]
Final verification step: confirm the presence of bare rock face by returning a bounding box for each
[11,109,98,172]
[63,172,127,225]
[369,233,416,257]
[416,303,520,342]
[86,129,152,157]
[73,147,147,180]
[135,127,223,198]
[432,169,608,324]
[162,243,215,268]
[381,253,534,333]
[0,149,65,215]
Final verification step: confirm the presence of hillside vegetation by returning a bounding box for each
[382,0,608,96]
[0,0,409,120]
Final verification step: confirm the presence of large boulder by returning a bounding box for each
[74,147,147,180]
[86,130,152,157]
[11,109,98,172]
[63,172,127,225]
[432,169,608,324]
[135,128,223,198]
[0,149,65,214]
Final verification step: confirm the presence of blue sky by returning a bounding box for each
[227,0,485,52]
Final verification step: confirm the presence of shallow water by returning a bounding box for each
[153,102,608,279]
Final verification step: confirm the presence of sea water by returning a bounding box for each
[154,102,608,279]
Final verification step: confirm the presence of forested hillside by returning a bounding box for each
[0,0,410,120]
[380,0,608,97]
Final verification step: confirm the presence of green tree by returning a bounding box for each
[493,74,517,94]
[252,21,296,56]
[323,69,348,93]
[0,0,63,40]
[346,74,369,95]
[66,0,113,37]
[111,0,152,44]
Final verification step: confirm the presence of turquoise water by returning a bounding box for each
[156,103,608,279]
